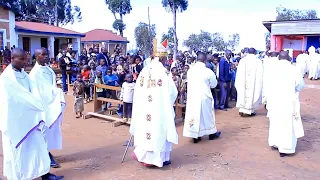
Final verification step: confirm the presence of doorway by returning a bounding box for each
[54,38,60,57]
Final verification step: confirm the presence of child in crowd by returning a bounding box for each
[104,67,118,100]
[96,58,108,77]
[95,70,105,98]
[73,74,85,118]
[89,63,96,100]
[120,74,135,123]
[171,67,181,89]
[81,65,91,103]
[230,63,237,101]
[111,63,117,74]
[179,73,188,104]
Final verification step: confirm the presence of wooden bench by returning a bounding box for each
[84,83,127,127]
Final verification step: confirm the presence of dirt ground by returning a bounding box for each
[1,79,320,180]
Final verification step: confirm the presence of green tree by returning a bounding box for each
[227,33,240,51]
[105,0,132,37]
[162,0,188,61]
[134,22,156,57]
[161,27,175,49]
[183,33,201,53]
[6,0,82,26]
[265,32,271,50]
[211,32,227,51]
[276,6,318,21]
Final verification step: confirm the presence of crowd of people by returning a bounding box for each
[0,44,308,179]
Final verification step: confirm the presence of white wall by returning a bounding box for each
[8,11,17,47]
[283,38,307,51]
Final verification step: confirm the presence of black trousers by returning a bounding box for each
[123,102,133,118]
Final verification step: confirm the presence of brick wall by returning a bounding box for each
[0,7,9,20]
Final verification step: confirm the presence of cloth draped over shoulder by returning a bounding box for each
[235,54,263,112]
[267,60,305,153]
[29,62,66,128]
[183,62,218,138]
[29,62,66,150]
[0,64,46,148]
[0,64,50,180]
[130,57,178,158]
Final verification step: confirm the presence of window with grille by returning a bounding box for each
[0,32,3,50]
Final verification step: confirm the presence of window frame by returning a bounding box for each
[0,29,6,51]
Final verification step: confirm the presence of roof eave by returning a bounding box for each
[15,28,86,37]
[262,21,271,32]
[82,40,129,43]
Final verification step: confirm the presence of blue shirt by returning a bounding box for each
[104,74,118,86]
[205,61,214,72]
[219,57,232,82]
[96,65,108,77]
[231,69,237,83]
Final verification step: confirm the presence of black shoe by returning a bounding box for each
[280,153,289,157]
[193,137,202,143]
[42,173,64,180]
[219,107,227,111]
[209,132,221,140]
[250,112,256,117]
[49,152,61,168]
[163,160,171,166]
[271,146,278,150]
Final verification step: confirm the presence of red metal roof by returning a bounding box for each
[15,21,85,37]
[82,29,129,43]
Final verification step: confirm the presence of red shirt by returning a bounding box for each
[82,70,90,81]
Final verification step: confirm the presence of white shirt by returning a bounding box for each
[120,82,135,103]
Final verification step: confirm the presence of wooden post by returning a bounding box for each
[93,84,102,113]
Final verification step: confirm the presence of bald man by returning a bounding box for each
[29,48,66,168]
[235,48,263,117]
[267,51,304,157]
[0,48,64,180]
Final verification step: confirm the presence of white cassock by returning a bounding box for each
[295,53,308,78]
[235,54,263,115]
[267,60,304,154]
[262,57,278,105]
[143,57,151,68]
[130,57,178,167]
[308,46,319,80]
[183,62,218,138]
[29,62,66,151]
[0,64,50,180]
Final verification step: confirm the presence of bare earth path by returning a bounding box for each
[1,79,320,180]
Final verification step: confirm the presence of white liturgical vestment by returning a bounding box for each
[262,57,278,105]
[130,57,178,167]
[295,53,308,78]
[29,62,66,150]
[308,46,319,80]
[0,64,50,180]
[235,54,263,114]
[183,62,218,138]
[267,60,304,154]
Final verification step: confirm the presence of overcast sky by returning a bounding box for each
[64,0,320,51]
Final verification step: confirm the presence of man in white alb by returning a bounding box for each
[29,48,66,168]
[183,52,221,143]
[130,50,178,167]
[307,46,319,80]
[0,48,64,180]
[235,48,263,117]
[267,51,304,157]
[295,51,308,78]
[262,51,279,106]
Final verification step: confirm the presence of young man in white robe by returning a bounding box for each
[0,48,64,180]
[29,48,66,168]
[235,48,263,117]
[183,52,221,143]
[267,51,305,157]
[307,46,319,80]
[295,51,308,78]
[262,52,279,107]
[130,51,178,168]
